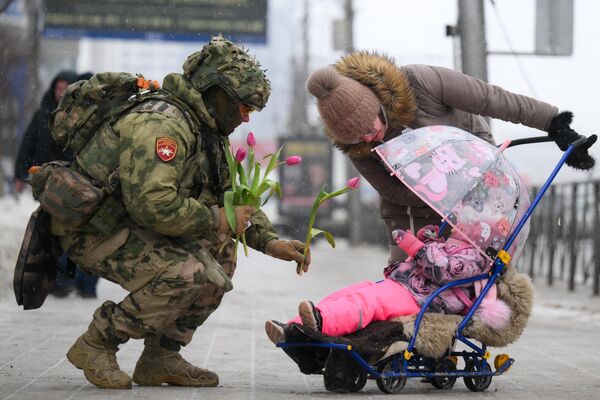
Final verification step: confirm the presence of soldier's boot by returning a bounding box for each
[132,341,219,387]
[66,325,132,389]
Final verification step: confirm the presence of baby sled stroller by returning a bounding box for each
[275,126,591,394]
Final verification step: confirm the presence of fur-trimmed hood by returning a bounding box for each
[329,52,417,158]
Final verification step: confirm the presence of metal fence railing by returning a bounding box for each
[519,180,599,296]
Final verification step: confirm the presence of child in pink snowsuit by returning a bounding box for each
[266,225,510,342]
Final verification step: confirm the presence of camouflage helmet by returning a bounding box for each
[183,35,271,110]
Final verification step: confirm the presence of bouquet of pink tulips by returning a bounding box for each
[224,132,302,256]
[297,177,360,274]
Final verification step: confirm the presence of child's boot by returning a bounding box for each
[265,320,286,344]
[298,301,323,333]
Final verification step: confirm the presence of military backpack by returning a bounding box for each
[14,73,167,310]
[51,72,161,189]
[26,72,164,226]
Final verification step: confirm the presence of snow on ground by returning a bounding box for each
[0,194,38,299]
[531,279,600,328]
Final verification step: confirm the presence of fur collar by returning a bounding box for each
[328,52,417,158]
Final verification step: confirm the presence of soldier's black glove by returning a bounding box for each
[547,111,597,170]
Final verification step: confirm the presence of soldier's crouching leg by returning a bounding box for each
[70,227,214,340]
[66,317,131,389]
[64,228,216,388]
[131,282,227,387]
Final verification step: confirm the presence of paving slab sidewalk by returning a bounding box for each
[1,243,599,400]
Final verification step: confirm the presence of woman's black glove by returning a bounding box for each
[548,111,597,170]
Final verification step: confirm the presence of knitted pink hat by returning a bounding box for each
[306,67,381,144]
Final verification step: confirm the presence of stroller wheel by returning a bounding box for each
[463,359,492,392]
[324,367,368,393]
[431,357,457,390]
[323,350,368,393]
[376,359,407,394]
[351,369,368,392]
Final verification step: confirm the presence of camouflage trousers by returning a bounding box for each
[60,226,236,348]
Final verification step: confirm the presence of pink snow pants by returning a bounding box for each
[288,279,420,337]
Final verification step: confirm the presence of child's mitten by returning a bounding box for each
[392,229,425,257]
[416,224,439,241]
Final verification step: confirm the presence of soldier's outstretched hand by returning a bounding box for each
[265,239,311,273]
[216,206,255,236]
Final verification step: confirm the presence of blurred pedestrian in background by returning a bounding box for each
[13,70,78,193]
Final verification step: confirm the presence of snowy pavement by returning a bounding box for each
[1,196,600,399]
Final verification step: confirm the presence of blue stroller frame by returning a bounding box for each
[277,136,588,393]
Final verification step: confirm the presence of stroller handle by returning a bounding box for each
[506,134,588,149]
[571,135,590,149]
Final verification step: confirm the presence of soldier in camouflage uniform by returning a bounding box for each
[54,36,310,389]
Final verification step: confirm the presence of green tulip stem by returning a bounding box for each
[241,232,249,257]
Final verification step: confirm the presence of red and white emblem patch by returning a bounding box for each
[156,137,177,162]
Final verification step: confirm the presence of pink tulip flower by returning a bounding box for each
[235,147,247,162]
[285,155,302,166]
[346,176,360,189]
[247,132,256,147]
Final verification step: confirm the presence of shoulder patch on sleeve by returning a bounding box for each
[156,137,178,162]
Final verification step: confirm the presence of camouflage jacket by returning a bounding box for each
[55,73,278,252]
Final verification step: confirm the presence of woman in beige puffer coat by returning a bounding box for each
[306,52,595,263]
